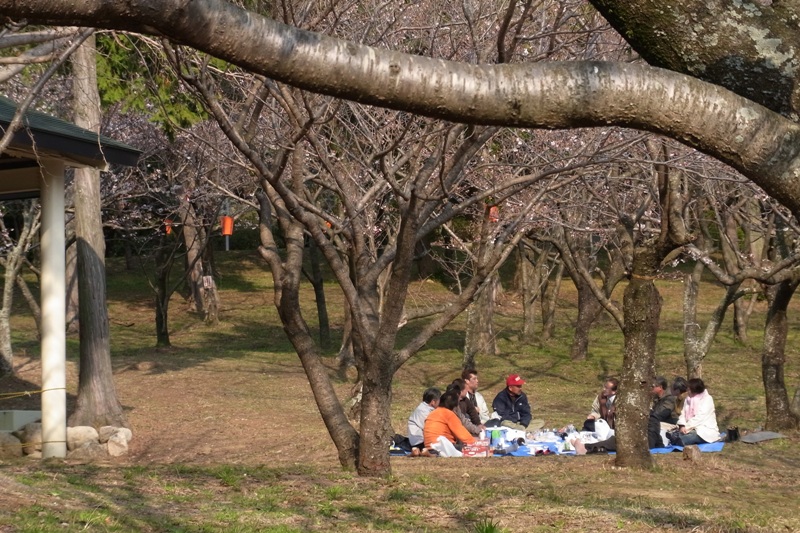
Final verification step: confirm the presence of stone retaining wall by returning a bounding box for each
[0,423,132,460]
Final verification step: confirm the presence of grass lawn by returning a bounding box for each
[1,251,799,532]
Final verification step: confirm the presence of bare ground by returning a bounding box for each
[3,354,342,468]
[3,351,800,532]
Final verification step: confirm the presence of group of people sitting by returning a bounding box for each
[405,369,721,456]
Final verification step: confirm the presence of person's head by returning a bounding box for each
[450,378,468,398]
[687,378,706,396]
[506,374,526,396]
[671,376,688,396]
[461,368,479,392]
[422,387,441,407]
[603,378,619,396]
[651,376,668,397]
[439,390,460,410]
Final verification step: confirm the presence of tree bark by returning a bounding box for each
[337,303,355,380]
[540,260,563,341]
[463,272,497,368]
[762,279,800,431]
[520,241,549,344]
[0,201,41,377]
[357,360,393,476]
[68,33,127,427]
[256,185,360,469]
[154,247,172,348]
[570,278,604,361]
[614,245,660,469]
[307,238,331,351]
[64,237,79,333]
[588,0,800,117]
[178,190,206,315]
[5,1,800,216]
[682,261,704,379]
[0,202,38,376]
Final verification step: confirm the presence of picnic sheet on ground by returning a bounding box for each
[504,440,724,456]
[391,428,727,456]
[740,431,785,444]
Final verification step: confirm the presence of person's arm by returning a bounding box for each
[457,407,482,436]
[682,395,715,430]
[407,405,426,446]
[476,392,490,423]
[492,391,511,419]
[448,410,476,445]
[652,396,676,422]
[519,395,532,427]
[676,399,688,428]
[588,394,601,419]
[466,401,481,425]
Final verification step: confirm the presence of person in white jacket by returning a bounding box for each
[462,368,490,423]
[677,378,720,445]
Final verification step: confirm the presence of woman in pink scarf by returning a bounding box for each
[676,378,720,445]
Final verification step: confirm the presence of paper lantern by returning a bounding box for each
[220,215,234,236]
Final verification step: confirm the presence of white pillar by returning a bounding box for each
[39,159,66,458]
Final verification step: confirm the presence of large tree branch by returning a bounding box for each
[6,0,800,214]
[589,0,800,117]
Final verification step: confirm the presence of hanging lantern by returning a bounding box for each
[488,205,500,223]
[164,218,173,235]
[220,215,234,236]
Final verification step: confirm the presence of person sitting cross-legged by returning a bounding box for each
[447,378,485,437]
[407,387,441,456]
[462,367,491,424]
[676,378,720,445]
[423,390,476,453]
[491,374,544,431]
[647,376,677,448]
[582,377,618,432]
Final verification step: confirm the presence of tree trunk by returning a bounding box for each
[683,262,704,379]
[124,233,136,271]
[256,186,360,469]
[762,280,800,431]
[337,303,355,380]
[541,260,563,341]
[180,198,206,315]
[15,272,42,336]
[308,238,331,350]
[520,243,544,344]
[510,243,524,293]
[614,246,660,469]
[65,238,79,333]
[732,296,749,344]
[413,234,437,279]
[0,201,38,376]
[463,272,497,368]
[357,360,393,476]
[68,34,127,427]
[570,278,604,361]
[202,276,219,325]
[154,237,173,348]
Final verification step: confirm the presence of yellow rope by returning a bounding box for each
[0,387,65,401]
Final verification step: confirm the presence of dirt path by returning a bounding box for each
[4,355,342,468]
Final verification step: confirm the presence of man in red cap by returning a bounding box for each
[491,374,541,431]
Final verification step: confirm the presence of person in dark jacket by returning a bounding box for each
[647,376,677,448]
[491,374,543,431]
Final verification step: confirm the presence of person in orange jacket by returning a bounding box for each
[423,389,476,450]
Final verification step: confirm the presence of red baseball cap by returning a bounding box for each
[506,374,526,387]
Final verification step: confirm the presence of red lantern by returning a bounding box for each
[488,205,499,223]
[164,218,173,235]
[220,215,234,236]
